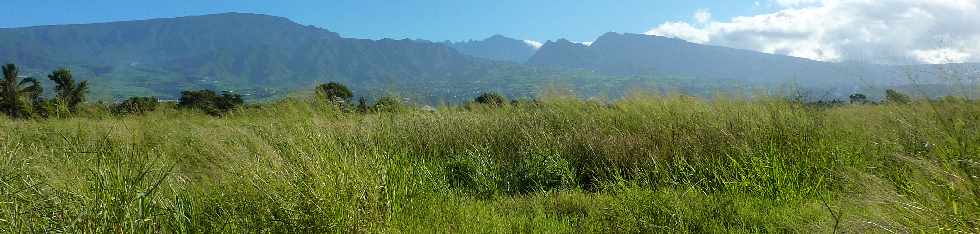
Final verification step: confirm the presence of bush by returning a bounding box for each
[113,97,159,115]
[178,90,243,116]
[849,93,868,104]
[372,96,404,112]
[356,97,369,113]
[316,82,353,104]
[475,92,506,106]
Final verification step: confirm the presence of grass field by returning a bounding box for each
[1,94,978,233]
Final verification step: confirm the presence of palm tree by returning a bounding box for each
[0,64,43,118]
[47,68,88,112]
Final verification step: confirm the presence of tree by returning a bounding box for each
[849,93,868,104]
[316,82,353,104]
[47,68,89,112]
[0,64,43,118]
[113,96,159,115]
[178,90,243,116]
[885,89,911,104]
[475,92,506,106]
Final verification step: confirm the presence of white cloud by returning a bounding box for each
[774,0,821,7]
[645,0,980,64]
[646,22,710,43]
[694,9,712,24]
[523,40,543,49]
[911,48,972,64]
[576,41,594,46]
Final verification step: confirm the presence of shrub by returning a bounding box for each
[178,90,243,116]
[849,93,868,104]
[113,97,159,115]
[475,92,506,106]
[356,97,369,113]
[316,82,353,104]
[372,96,404,112]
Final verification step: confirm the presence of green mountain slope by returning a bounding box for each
[0,13,566,101]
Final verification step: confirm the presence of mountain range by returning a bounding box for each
[0,12,974,102]
[444,35,539,63]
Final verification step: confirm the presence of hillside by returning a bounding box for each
[528,32,980,90]
[0,13,553,101]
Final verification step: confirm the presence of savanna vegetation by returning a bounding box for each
[0,62,978,233]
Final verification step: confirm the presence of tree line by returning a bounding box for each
[0,63,518,119]
[3,62,933,119]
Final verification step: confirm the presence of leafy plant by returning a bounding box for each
[372,96,404,112]
[849,93,868,104]
[475,92,507,106]
[178,90,243,116]
[316,82,353,104]
[113,96,159,115]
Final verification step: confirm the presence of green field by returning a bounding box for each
[1,94,978,233]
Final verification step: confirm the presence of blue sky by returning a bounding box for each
[4,0,977,64]
[0,0,767,42]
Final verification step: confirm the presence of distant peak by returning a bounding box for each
[484,35,522,43]
[552,39,589,46]
[589,32,690,48]
[183,12,290,21]
[599,32,623,38]
[554,39,573,44]
[487,34,510,40]
[196,12,277,17]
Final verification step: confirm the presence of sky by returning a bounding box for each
[1,0,979,64]
[0,0,767,42]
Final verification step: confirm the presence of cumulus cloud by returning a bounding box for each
[646,0,980,64]
[523,40,544,49]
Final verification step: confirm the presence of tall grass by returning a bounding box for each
[1,94,978,232]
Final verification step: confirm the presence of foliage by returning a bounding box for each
[474,92,507,106]
[0,64,44,118]
[849,93,868,104]
[177,90,243,116]
[356,97,369,113]
[47,68,89,113]
[372,96,404,112]
[113,96,159,115]
[316,82,353,104]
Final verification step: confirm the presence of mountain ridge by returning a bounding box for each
[444,35,538,62]
[1,13,975,102]
[0,13,503,100]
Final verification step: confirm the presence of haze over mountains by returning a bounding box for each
[0,12,974,101]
